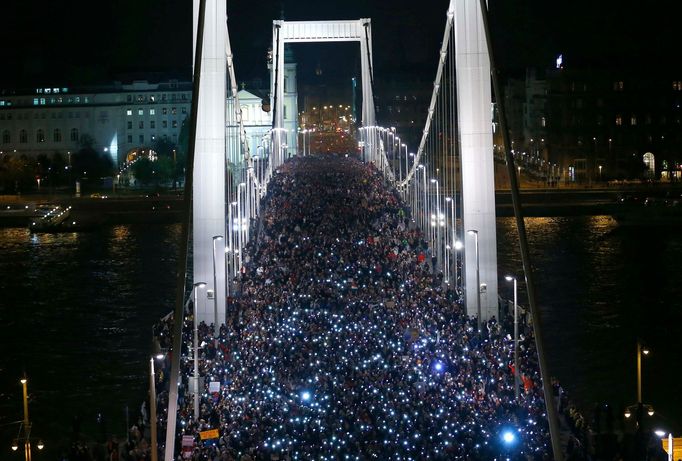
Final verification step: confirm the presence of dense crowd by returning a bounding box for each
[163,155,554,460]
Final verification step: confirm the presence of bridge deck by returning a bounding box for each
[170,154,552,459]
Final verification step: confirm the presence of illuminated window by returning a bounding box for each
[673,81,682,91]
[541,117,546,127]
[20,130,28,143]
[630,115,637,126]
[615,115,623,126]
[127,109,132,116]
[1,130,9,144]
[70,128,79,141]
[37,129,45,143]
[162,108,168,115]
[171,107,177,115]
[138,109,143,116]
[150,109,155,115]
[614,81,624,91]
[53,128,61,142]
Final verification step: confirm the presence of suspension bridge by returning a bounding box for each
[157,0,565,459]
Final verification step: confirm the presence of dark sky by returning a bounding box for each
[1,0,679,90]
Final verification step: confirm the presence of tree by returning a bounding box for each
[131,158,154,185]
[0,154,35,193]
[152,136,176,160]
[72,146,114,179]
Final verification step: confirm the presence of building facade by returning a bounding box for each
[0,80,191,165]
[503,65,682,182]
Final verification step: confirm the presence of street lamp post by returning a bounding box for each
[212,235,223,346]
[431,178,441,271]
[228,202,237,282]
[637,339,649,404]
[237,183,246,269]
[505,275,520,400]
[418,165,427,233]
[467,229,482,332]
[624,341,653,429]
[12,377,44,461]
[446,197,456,286]
[149,354,162,461]
[192,282,207,420]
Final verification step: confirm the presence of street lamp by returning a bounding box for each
[624,340,654,433]
[228,202,237,281]
[505,275,520,400]
[637,340,650,404]
[430,178,440,261]
[467,229,482,332]
[12,376,44,461]
[237,183,246,269]
[149,349,165,461]
[192,282,207,420]
[445,196,456,287]
[211,236,223,346]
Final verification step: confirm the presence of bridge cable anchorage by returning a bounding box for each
[477,0,564,458]
[164,0,207,459]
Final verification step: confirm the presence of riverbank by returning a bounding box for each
[1,185,680,228]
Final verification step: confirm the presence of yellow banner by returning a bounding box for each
[199,429,219,440]
[661,437,682,459]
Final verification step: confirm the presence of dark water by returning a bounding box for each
[0,217,680,458]
[0,225,180,458]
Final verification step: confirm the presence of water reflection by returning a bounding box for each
[1,217,681,457]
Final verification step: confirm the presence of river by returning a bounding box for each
[0,217,680,457]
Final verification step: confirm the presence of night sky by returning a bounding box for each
[1,0,679,90]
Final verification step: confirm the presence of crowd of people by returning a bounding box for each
[154,154,555,460]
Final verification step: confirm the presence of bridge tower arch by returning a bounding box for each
[270,19,377,158]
